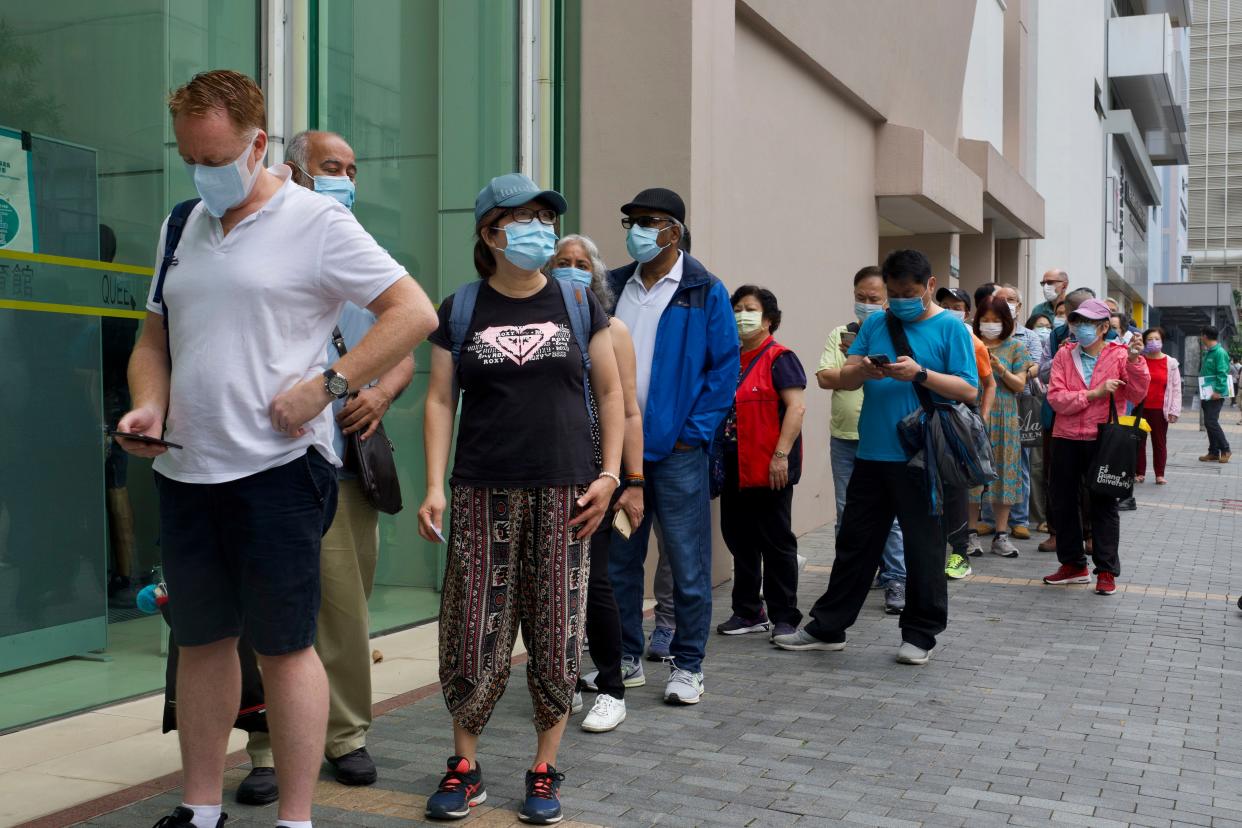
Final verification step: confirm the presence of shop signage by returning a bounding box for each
[0,127,36,252]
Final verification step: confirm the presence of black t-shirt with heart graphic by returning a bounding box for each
[429,277,609,488]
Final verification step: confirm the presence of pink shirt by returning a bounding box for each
[1048,341,1150,440]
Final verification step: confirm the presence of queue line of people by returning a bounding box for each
[119,69,1186,828]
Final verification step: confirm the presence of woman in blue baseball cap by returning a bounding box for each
[417,173,624,825]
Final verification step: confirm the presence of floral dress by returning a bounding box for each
[974,336,1031,504]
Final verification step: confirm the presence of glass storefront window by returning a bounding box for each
[0,1,259,732]
[312,0,519,634]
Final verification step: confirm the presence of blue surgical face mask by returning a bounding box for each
[496,221,558,271]
[550,266,593,288]
[855,302,883,321]
[314,175,355,210]
[184,133,262,218]
[888,290,928,322]
[1054,317,1068,329]
[626,225,668,263]
[1074,323,1100,348]
[1036,326,1052,341]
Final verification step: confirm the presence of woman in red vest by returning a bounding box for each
[715,285,807,640]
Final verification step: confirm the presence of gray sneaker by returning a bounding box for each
[884,580,906,615]
[571,691,583,715]
[965,532,984,557]
[990,533,1019,558]
[663,667,704,704]
[896,641,934,665]
[580,656,645,691]
[771,628,846,652]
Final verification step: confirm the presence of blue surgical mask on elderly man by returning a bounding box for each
[314,175,355,210]
[854,302,883,321]
[551,266,593,288]
[626,225,668,263]
[497,221,558,271]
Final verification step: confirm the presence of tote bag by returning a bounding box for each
[1087,393,1144,498]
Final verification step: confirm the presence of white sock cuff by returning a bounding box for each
[182,803,222,828]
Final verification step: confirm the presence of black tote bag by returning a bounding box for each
[1087,393,1144,498]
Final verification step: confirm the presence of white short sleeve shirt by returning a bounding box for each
[147,166,406,483]
[613,253,684,412]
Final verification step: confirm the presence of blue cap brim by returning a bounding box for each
[495,188,568,216]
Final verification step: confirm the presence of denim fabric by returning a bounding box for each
[608,447,713,673]
[829,437,905,583]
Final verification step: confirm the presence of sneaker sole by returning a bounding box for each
[1043,575,1091,585]
[518,812,563,825]
[1095,587,1117,595]
[581,711,627,733]
[771,640,846,652]
[664,690,703,705]
[990,549,1019,558]
[896,651,933,666]
[622,674,646,688]
[945,568,972,580]
[884,604,904,615]
[426,791,487,820]
[718,623,771,635]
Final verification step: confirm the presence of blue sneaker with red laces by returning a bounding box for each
[425,756,486,820]
[519,762,566,824]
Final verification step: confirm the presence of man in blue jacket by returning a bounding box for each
[605,187,739,705]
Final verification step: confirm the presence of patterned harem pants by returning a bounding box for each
[439,485,590,734]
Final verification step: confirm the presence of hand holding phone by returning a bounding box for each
[108,429,183,449]
[866,354,891,367]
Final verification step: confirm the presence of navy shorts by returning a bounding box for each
[155,449,339,656]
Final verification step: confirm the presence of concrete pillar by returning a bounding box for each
[996,238,1021,286]
[958,219,997,295]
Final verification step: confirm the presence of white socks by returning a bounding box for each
[182,804,221,828]
[275,821,312,828]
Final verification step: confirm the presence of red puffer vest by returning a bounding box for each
[735,337,803,489]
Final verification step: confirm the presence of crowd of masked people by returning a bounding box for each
[116,72,1199,828]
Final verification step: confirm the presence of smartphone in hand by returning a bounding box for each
[106,427,183,450]
[866,354,891,367]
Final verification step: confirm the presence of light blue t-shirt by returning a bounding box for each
[1079,350,1098,387]
[325,302,377,478]
[848,308,979,462]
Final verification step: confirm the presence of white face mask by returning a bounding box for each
[1042,283,1061,302]
[980,322,1004,339]
[947,309,966,322]
[1007,302,1019,320]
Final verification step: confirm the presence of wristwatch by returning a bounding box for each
[773,449,788,459]
[323,368,350,399]
[913,368,929,385]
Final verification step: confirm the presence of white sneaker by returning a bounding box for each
[663,667,704,705]
[896,641,934,665]
[581,694,626,732]
[571,691,583,715]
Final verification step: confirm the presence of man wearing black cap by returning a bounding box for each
[604,187,739,706]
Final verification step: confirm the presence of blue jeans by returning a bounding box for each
[982,447,1031,527]
[829,437,905,584]
[608,447,713,674]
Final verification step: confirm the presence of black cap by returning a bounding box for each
[935,287,972,312]
[621,187,686,224]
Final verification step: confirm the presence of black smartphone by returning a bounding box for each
[107,427,183,450]
[866,354,891,367]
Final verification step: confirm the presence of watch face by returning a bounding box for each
[328,375,349,397]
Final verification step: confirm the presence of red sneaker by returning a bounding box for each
[1095,572,1116,595]
[1043,564,1091,585]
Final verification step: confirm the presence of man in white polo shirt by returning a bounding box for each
[115,70,437,828]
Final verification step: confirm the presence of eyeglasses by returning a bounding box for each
[1039,280,1065,286]
[621,216,675,230]
[504,207,558,226]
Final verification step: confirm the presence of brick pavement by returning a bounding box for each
[76,420,1242,827]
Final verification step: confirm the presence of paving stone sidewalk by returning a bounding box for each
[80,420,1242,827]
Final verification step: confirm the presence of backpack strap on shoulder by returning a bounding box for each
[884,310,936,414]
[152,198,201,329]
[555,278,598,425]
[447,280,482,369]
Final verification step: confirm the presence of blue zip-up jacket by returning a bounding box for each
[607,254,740,462]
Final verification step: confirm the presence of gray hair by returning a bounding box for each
[547,234,614,308]
[286,130,314,172]
[1000,282,1023,305]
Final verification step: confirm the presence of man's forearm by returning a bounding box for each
[921,370,976,403]
[128,340,171,415]
[334,307,426,393]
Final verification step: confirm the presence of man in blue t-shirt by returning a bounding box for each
[774,249,978,665]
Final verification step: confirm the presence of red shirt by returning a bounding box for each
[1144,355,1168,410]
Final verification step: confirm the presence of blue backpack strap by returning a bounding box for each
[556,278,597,425]
[152,198,201,329]
[447,280,482,369]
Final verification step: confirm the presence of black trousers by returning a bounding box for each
[1203,398,1232,456]
[720,454,802,626]
[584,522,625,699]
[805,460,948,651]
[1050,438,1120,576]
[941,484,971,554]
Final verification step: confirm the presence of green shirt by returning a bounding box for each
[817,324,863,441]
[1202,344,1232,397]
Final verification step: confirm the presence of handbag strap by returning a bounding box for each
[738,339,778,387]
[884,311,936,414]
[1107,391,1120,425]
[331,326,347,358]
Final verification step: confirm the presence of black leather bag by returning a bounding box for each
[332,327,403,515]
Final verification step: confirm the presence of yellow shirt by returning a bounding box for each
[817,324,863,441]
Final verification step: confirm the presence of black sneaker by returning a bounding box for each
[1117,496,1137,511]
[327,746,377,786]
[519,763,566,824]
[153,806,227,827]
[426,756,486,820]
[235,766,278,805]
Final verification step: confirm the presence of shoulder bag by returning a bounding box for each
[331,326,403,515]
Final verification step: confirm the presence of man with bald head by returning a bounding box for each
[235,129,415,804]
[1031,268,1068,320]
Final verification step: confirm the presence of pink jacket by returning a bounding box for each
[1048,341,1150,440]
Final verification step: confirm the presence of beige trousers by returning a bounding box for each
[247,479,379,765]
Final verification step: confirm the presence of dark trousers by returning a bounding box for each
[942,484,971,554]
[805,460,947,651]
[1050,438,1121,576]
[585,523,625,699]
[720,455,802,627]
[1203,398,1231,456]
[1136,408,1168,477]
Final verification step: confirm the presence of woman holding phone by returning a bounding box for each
[416,174,624,825]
